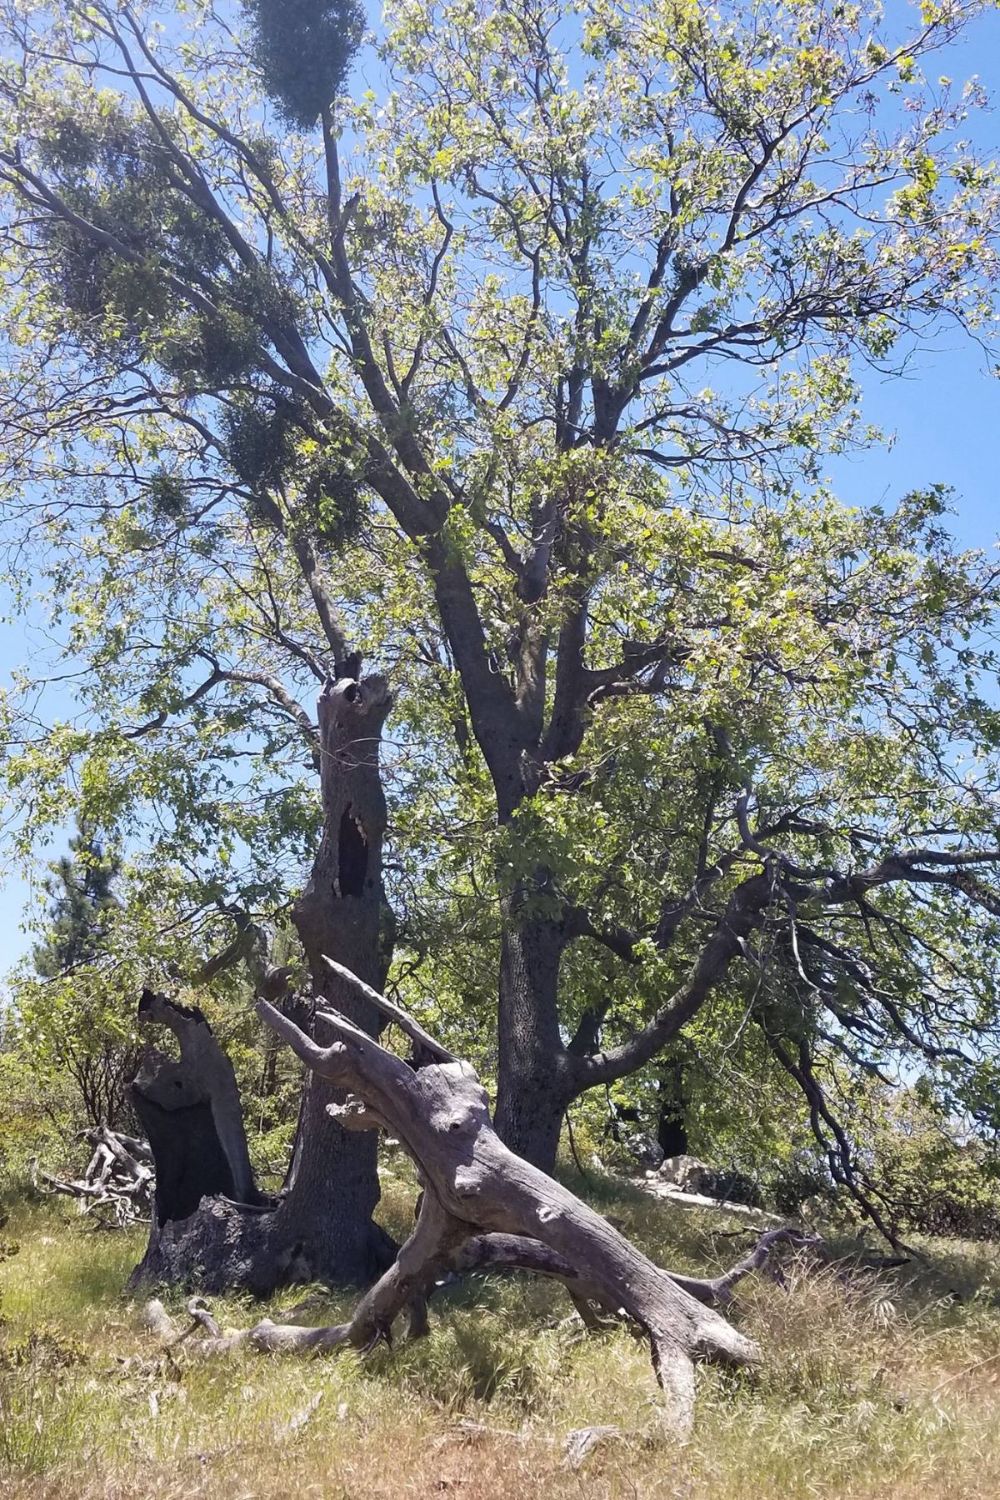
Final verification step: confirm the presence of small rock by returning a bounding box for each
[624,1132,664,1170]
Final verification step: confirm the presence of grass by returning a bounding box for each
[4,1169,1000,1498]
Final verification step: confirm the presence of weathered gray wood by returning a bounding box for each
[250,976,761,1435]
[141,966,808,1435]
[128,671,401,1294]
[135,989,256,1209]
[320,954,456,1062]
[31,1126,155,1227]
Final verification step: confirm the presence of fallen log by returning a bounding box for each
[142,962,811,1435]
[635,1175,786,1223]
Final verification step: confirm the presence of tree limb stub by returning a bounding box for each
[320,954,456,1062]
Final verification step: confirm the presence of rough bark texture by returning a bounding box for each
[128,671,397,1294]
[493,906,570,1168]
[283,670,395,1284]
[128,992,276,1289]
[131,990,261,1225]
[230,965,762,1436]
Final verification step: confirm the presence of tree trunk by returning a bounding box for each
[128,670,397,1294]
[493,906,571,1170]
[657,1056,690,1160]
[284,671,396,1283]
[131,989,262,1227]
[143,967,816,1439]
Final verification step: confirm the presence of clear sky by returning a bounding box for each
[1,2,999,977]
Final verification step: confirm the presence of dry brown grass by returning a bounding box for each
[4,1170,1000,1499]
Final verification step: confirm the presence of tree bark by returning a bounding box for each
[128,670,397,1294]
[493,903,571,1169]
[143,966,813,1437]
[284,670,396,1283]
[132,988,260,1223]
[657,1056,690,1160]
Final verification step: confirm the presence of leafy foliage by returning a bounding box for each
[0,0,1000,1215]
[842,1079,1000,1241]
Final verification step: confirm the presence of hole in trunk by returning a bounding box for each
[338,805,369,897]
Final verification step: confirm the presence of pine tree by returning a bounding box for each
[33,824,120,979]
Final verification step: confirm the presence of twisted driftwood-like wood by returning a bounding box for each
[32,1124,154,1228]
[143,962,812,1434]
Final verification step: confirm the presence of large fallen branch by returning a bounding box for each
[143,962,811,1435]
[634,1175,786,1223]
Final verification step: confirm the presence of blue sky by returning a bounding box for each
[1,1,1000,977]
[830,336,999,551]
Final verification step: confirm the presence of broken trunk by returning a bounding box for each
[128,671,396,1294]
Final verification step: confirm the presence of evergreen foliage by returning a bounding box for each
[244,0,364,126]
[32,824,120,980]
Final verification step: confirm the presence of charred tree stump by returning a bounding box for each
[145,962,784,1435]
[128,670,398,1295]
[127,990,269,1285]
[132,989,261,1224]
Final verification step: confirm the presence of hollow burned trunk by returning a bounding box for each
[132,989,262,1227]
[284,671,395,1282]
[129,670,396,1294]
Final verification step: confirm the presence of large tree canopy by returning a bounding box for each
[2,0,1000,1213]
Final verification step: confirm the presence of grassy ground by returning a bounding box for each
[3,1167,1000,1499]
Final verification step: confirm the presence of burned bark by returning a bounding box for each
[282,670,396,1285]
[131,989,260,1225]
[127,991,275,1287]
[128,670,397,1294]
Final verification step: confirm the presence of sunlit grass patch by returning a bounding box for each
[6,1188,1000,1498]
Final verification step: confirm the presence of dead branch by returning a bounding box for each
[139,965,818,1436]
[31,1125,155,1228]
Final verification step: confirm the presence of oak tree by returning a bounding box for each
[1,0,1000,1268]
